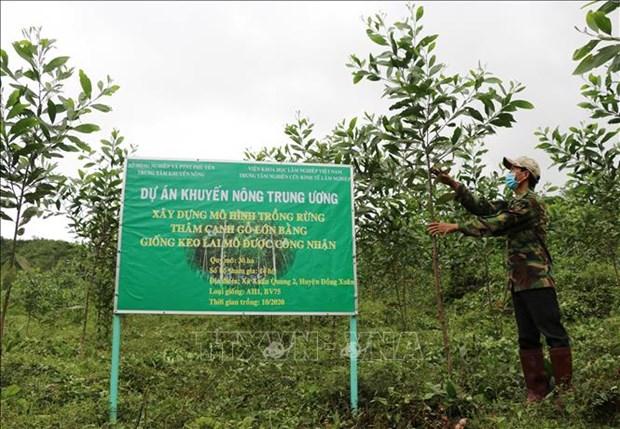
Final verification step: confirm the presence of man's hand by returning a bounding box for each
[430,166,458,189]
[427,222,459,236]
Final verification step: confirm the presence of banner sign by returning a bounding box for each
[114,158,357,315]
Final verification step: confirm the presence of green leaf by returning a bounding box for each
[67,135,91,151]
[445,380,457,399]
[389,32,398,55]
[20,206,39,220]
[62,97,76,119]
[512,100,534,109]
[43,56,70,73]
[23,69,40,81]
[573,45,620,74]
[597,1,619,14]
[416,6,424,20]
[466,107,484,121]
[20,206,40,227]
[592,11,612,34]
[47,99,57,123]
[451,127,462,144]
[10,117,38,136]
[79,69,92,98]
[478,96,495,115]
[572,40,600,60]
[588,74,600,85]
[12,40,35,65]
[585,11,599,32]
[601,130,619,143]
[349,54,362,67]
[577,102,595,109]
[73,123,100,133]
[348,117,358,133]
[6,89,21,108]
[91,103,111,112]
[6,103,28,119]
[366,29,388,46]
[574,56,595,75]
[491,112,515,127]
[419,35,438,47]
[0,49,8,68]
[103,84,120,96]
[484,77,502,84]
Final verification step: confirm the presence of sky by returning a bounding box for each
[0,1,606,241]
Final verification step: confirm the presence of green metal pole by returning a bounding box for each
[109,314,122,424]
[349,315,358,413]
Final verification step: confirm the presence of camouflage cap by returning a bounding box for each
[502,156,541,179]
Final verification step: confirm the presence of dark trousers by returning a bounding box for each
[512,287,570,349]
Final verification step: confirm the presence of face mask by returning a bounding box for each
[505,172,519,190]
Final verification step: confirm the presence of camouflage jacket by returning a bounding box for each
[454,183,555,293]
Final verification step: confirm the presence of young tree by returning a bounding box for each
[62,129,134,342]
[247,113,430,328]
[536,0,619,285]
[249,4,535,373]
[346,4,534,374]
[0,27,119,344]
[572,0,619,125]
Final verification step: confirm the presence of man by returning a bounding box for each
[427,156,572,402]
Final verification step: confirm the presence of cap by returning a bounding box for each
[503,156,541,180]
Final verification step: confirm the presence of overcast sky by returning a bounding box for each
[1,1,607,241]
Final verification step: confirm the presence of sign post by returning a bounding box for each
[109,158,359,422]
[350,315,358,412]
[109,314,121,423]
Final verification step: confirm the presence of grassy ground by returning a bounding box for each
[1,285,619,428]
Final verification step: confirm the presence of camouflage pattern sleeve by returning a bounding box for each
[454,183,507,216]
[458,198,538,237]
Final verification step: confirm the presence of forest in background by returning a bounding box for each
[1,2,618,428]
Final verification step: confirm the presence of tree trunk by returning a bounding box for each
[1,162,33,349]
[0,198,24,348]
[400,260,410,328]
[0,254,16,348]
[424,153,453,376]
[392,259,408,330]
[80,282,91,355]
[611,250,619,288]
[482,240,500,337]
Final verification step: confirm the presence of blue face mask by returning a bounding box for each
[505,172,519,190]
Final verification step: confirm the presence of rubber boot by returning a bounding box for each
[549,346,572,389]
[519,348,550,402]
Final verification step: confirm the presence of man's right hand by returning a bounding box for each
[427,222,460,236]
[430,166,458,189]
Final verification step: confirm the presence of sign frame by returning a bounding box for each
[112,156,359,316]
[109,157,360,423]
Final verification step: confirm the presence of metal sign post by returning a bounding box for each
[109,314,122,423]
[349,314,359,412]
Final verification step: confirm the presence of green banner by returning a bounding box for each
[115,158,357,315]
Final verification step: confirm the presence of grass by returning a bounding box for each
[1,285,619,428]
